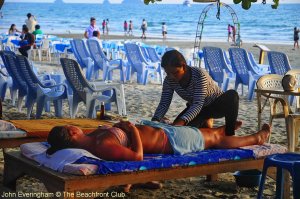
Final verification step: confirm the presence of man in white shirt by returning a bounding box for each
[84,17,100,39]
[25,13,37,33]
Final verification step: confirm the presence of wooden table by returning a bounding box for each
[253,44,270,64]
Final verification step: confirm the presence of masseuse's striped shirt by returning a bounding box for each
[152,67,223,123]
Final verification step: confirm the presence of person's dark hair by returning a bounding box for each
[9,24,15,31]
[162,22,165,25]
[46,126,75,155]
[295,27,297,31]
[27,13,32,18]
[90,17,96,22]
[35,24,40,30]
[22,26,29,33]
[161,50,187,69]
[92,30,99,37]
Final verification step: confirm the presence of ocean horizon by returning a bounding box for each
[1,2,299,44]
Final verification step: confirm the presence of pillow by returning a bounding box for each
[0,120,27,139]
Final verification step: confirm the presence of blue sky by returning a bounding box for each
[5,0,300,4]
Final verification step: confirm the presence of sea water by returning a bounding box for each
[0,2,299,44]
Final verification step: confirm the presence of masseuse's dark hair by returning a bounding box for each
[46,126,74,155]
[161,49,187,69]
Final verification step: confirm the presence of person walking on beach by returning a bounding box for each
[227,24,232,42]
[128,20,133,36]
[152,50,240,136]
[102,20,106,35]
[84,17,100,39]
[162,22,167,40]
[124,20,128,36]
[294,27,300,50]
[231,25,236,43]
[140,19,147,39]
[18,26,35,58]
[25,13,37,33]
[106,19,110,35]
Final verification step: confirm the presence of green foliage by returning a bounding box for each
[143,0,280,10]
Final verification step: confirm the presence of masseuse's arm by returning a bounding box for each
[152,79,174,122]
[111,121,143,161]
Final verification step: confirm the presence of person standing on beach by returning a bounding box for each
[227,24,232,42]
[102,20,106,35]
[152,50,240,136]
[106,19,110,35]
[18,26,35,58]
[128,20,133,36]
[231,25,236,43]
[162,22,167,40]
[294,27,300,50]
[140,19,147,39]
[124,20,128,36]
[84,17,100,39]
[25,13,37,33]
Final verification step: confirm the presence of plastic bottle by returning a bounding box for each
[100,102,105,120]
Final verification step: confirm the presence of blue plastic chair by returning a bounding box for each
[203,47,234,91]
[146,47,161,63]
[268,51,292,75]
[60,58,126,118]
[15,55,68,119]
[228,47,262,100]
[248,52,270,74]
[258,153,300,199]
[124,43,163,85]
[86,39,126,83]
[0,51,25,107]
[70,39,94,80]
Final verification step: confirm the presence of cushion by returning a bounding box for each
[0,120,27,139]
[20,142,287,176]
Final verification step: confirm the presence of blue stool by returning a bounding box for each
[257,153,300,199]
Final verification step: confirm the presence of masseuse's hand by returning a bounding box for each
[113,121,135,132]
[172,119,186,126]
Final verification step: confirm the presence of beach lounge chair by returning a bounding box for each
[2,142,289,197]
[267,51,292,75]
[86,39,126,83]
[248,52,270,74]
[0,51,28,110]
[203,47,234,91]
[15,55,69,119]
[228,47,262,100]
[124,43,163,85]
[60,58,126,118]
[70,39,95,80]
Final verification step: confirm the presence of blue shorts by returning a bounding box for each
[140,120,205,155]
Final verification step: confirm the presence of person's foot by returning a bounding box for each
[256,123,271,145]
[122,184,132,193]
[235,120,243,130]
[202,118,214,128]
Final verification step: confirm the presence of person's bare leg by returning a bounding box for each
[201,123,270,149]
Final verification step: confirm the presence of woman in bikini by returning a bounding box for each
[47,120,270,161]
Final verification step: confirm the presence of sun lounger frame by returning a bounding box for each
[3,151,291,198]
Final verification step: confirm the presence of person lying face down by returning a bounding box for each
[47,120,271,161]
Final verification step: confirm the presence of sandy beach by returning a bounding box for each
[0,33,298,198]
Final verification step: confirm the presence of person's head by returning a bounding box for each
[22,26,29,33]
[46,125,84,155]
[162,22,165,25]
[295,27,297,31]
[92,30,99,38]
[9,24,16,31]
[90,17,96,26]
[161,50,187,81]
[35,24,40,30]
[27,13,32,19]
[143,19,145,21]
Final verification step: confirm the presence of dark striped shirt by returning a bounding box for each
[153,67,223,123]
